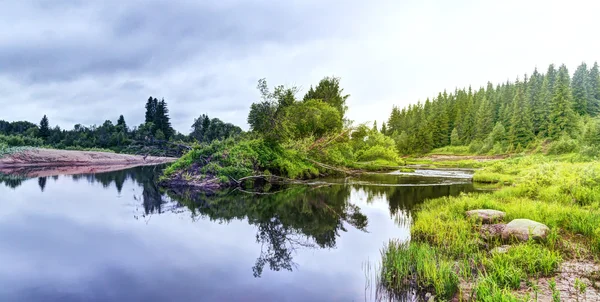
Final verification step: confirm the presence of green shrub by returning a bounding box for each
[547,134,578,155]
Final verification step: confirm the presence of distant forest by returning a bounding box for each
[385,62,600,154]
[0,97,241,156]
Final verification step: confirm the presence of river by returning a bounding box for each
[0,165,477,302]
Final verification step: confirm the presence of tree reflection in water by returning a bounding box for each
[166,185,369,277]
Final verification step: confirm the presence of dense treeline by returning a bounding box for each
[385,62,600,155]
[0,97,242,156]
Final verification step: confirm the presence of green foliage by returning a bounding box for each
[386,62,597,155]
[191,114,242,143]
[38,115,50,141]
[547,133,579,155]
[164,138,320,181]
[450,127,461,146]
[303,76,349,119]
[284,99,343,139]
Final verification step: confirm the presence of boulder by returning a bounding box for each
[480,223,507,240]
[501,219,550,242]
[466,209,506,224]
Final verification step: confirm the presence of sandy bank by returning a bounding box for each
[0,148,176,176]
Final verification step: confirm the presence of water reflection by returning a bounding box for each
[0,165,476,285]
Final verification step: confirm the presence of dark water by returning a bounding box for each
[0,166,476,302]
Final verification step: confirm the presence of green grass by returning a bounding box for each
[381,154,600,299]
[430,145,473,155]
[473,172,517,184]
[380,240,458,300]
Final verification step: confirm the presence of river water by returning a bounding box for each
[0,165,476,302]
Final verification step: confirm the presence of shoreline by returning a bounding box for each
[0,148,176,177]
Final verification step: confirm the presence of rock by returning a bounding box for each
[491,245,512,254]
[480,224,507,240]
[501,219,549,242]
[466,209,506,224]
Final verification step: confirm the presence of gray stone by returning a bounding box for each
[466,209,506,224]
[501,219,550,241]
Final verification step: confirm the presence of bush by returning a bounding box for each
[547,134,578,155]
[469,140,484,154]
[356,145,399,163]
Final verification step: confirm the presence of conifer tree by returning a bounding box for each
[475,97,494,140]
[372,121,378,133]
[571,63,590,115]
[587,62,600,116]
[116,115,127,133]
[528,68,544,136]
[548,65,578,139]
[381,122,387,135]
[39,115,50,141]
[145,97,158,124]
[509,83,534,146]
[450,128,460,146]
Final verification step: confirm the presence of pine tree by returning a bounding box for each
[450,128,460,146]
[548,65,578,139]
[528,68,544,136]
[475,97,493,140]
[587,62,600,116]
[116,115,127,133]
[509,83,534,146]
[145,97,158,124]
[39,115,50,140]
[372,121,378,132]
[571,63,589,115]
[381,122,387,135]
[153,99,173,139]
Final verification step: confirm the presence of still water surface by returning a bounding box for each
[0,166,475,302]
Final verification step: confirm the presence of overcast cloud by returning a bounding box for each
[1,0,599,133]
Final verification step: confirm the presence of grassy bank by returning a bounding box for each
[380,155,600,300]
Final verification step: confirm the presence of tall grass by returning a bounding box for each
[380,240,458,300]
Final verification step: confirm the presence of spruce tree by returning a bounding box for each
[475,97,493,140]
[450,128,460,146]
[39,115,50,140]
[509,83,534,146]
[587,62,600,116]
[528,68,544,136]
[381,122,387,135]
[145,97,157,124]
[116,115,127,132]
[548,65,578,139]
[372,121,378,133]
[571,63,589,115]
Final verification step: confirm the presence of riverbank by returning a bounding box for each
[380,154,600,301]
[0,148,176,176]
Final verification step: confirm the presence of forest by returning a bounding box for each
[0,97,241,156]
[385,62,600,156]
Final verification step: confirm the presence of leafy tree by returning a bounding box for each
[39,115,50,141]
[303,77,349,119]
[285,100,342,139]
[155,129,166,140]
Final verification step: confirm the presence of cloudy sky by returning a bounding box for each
[1,0,599,133]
